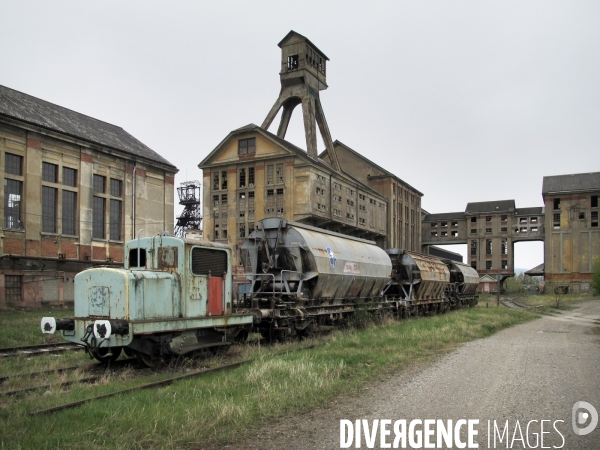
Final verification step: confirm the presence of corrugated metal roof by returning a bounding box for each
[0,85,177,171]
[542,172,600,195]
[465,200,515,214]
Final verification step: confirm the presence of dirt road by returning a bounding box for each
[237,301,600,449]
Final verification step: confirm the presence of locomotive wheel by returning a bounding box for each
[92,346,122,364]
[135,351,165,368]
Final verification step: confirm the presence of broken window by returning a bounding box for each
[553,213,560,229]
[221,171,227,190]
[592,195,598,208]
[431,232,438,237]
[238,138,256,156]
[267,165,274,184]
[485,216,491,222]
[239,223,246,238]
[276,163,284,184]
[470,261,477,270]
[486,228,492,233]
[221,194,227,206]
[519,217,527,223]
[471,217,476,223]
[213,195,219,207]
[530,217,538,223]
[501,215,507,222]
[451,231,458,237]
[441,231,448,237]
[471,229,477,234]
[591,211,598,227]
[486,261,492,270]
[213,172,219,190]
[553,198,560,210]
[501,240,507,255]
[441,222,447,227]
[520,227,528,233]
[501,260,508,270]
[471,240,477,256]
[248,167,255,186]
[431,223,438,228]
[287,54,299,70]
[579,212,585,220]
[501,227,507,232]
[239,168,246,187]
[486,239,492,255]
[451,222,458,227]
[531,226,538,232]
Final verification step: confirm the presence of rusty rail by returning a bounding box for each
[0,343,85,358]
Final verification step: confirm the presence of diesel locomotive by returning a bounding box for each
[42,218,478,365]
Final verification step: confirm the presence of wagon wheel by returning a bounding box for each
[91,346,122,364]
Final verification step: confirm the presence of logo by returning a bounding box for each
[572,401,598,436]
[326,247,336,269]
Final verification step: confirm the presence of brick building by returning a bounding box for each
[0,85,178,307]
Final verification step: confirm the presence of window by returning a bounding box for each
[431,232,438,237]
[553,198,560,210]
[93,196,106,239]
[347,199,354,207]
[62,191,77,235]
[486,239,492,255]
[471,240,477,256]
[359,217,365,225]
[471,217,476,223]
[238,138,256,156]
[441,222,447,228]
[501,260,508,270]
[451,231,458,237]
[470,261,477,270]
[221,171,227,190]
[501,240,507,255]
[333,182,342,190]
[501,227,507,232]
[451,222,458,227]
[110,179,122,197]
[4,275,22,303]
[42,162,58,183]
[579,212,585,220]
[441,231,448,237]
[42,186,57,233]
[213,172,219,190]
[213,195,219,207]
[276,163,283,184]
[592,211,598,227]
[5,153,22,175]
[239,223,246,238]
[519,217,527,223]
[398,186,402,197]
[287,54,298,70]
[4,179,22,229]
[485,228,492,233]
[592,196,598,208]
[520,227,527,233]
[553,213,560,229]
[267,165,274,184]
[239,168,246,187]
[63,167,77,187]
[93,174,105,193]
[470,229,477,234]
[486,261,492,270]
[485,216,492,222]
[530,217,538,223]
[531,226,538,232]
[501,215,507,222]
[110,199,122,240]
[248,167,255,185]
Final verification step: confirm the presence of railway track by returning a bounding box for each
[28,343,316,416]
[0,342,85,358]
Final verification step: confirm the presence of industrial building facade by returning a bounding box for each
[0,85,178,307]
[199,31,423,282]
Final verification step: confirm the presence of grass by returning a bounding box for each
[478,292,598,312]
[0,306,537,449]
[0,307,73,348]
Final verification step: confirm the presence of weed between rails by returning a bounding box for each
[0,306,537,449]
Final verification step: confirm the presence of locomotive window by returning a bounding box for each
[191,248,228,276]
[129,248,147,268]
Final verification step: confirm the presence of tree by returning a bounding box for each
[592,257,600,296]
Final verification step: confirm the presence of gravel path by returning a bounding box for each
[234,301,600,449]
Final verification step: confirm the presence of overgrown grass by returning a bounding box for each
[478,292,599,311]
[0,307,536,449]
[0,307,73,348]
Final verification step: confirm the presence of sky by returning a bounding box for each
[1,0,598,269]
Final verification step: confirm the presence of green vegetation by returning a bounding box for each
[0,306,535,449]
[0,307,73,348]
[592,257,600,296]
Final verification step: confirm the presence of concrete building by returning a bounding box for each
[0,85,178,307]
[542,172,599,293]
[199,31,424,284]
[320,141,423,251]
[421,200,544,283]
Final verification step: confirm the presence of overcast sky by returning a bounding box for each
[2,1,598,269]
